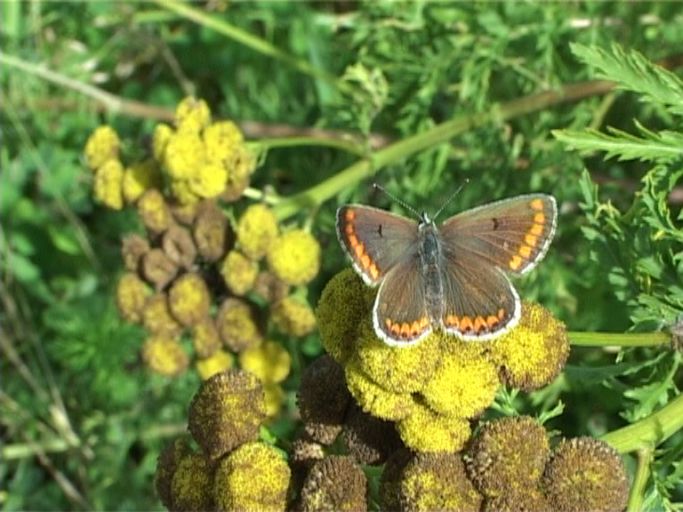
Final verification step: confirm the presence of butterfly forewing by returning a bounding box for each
[336,205,418,285]
[439,255,520,340]
[439,194,557,276]
[373,253,432,346]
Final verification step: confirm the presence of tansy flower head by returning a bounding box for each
[253,271,290,304]
[122,158,161,204]
[262,382,286,417]
[189,162,228,199]
[341,404,403,465]
[142,335,189,377]
[170,453,215,511]
[220,250,258,296]
[213,442,290,512]
[488,302,569,391]
[465,415,550,498]
[298,355,352,445]
[162,225,197,270]
[93,158,124,210]
[222,145,255,202]
[482,488,550,512]
[542,437,628,512]
[142,249,179,291]
[316,269,377,364]
[84,125,120,170]
[192,318,221,358]
[344,356,415,422]
[155,437,192,510]
[271,296,316,337]
[116,272,150,323]
[196,349,234,381]
[299,456,367,512]
[266,229,321,286]
[121,234,149,272]
[291,434,325,472]
[238,340,291,384]
[170,200,200,227]
[138,189,173,234]
[193,201,232,263]
[174,96,211,133]
[168,272,211,327]
[236,204,278,260]
[163,131,205,181]
[398,452,482,512]
[216,298,262,352]
[142,294,183,337]
[203,120,244,166]
[170,178,200,206]
[379,448,413,511]
[188,370,266,460]
[396,401,471,453]
[152,123,173,162]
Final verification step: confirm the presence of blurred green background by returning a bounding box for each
[2,1,683,509]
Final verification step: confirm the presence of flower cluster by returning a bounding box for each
[155,370,291,511]
[316,269,570,453]
[377,415,628,512]
[86,97,322,410]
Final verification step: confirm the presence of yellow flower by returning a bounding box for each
[345,357,415,421]
[189,162,228,199]
[196,350,234,380]
[396,402,471,453]
[168,272,211,327]
[137,189,172,234]
[163,131,205,180]
[236,204,278,260]
[170,453,214,511]
[175,96,211,133]
[466,416,550,498]
[542,437,628,512]
[170,178,201,206]
[263,382,285,417]
[299,456,366,512]
[213,442,290,512]
[188,370,266,460]
[93,158,124,210]
[155,438,192,510]
[398,452,482,512]
[152,123,173,162]
[488,302,569,391]
[216,298,263,352]
[239,340,291,384]
[266,229,321,286]
[271,296,316,337]
[316,269,374,364]
[141,335,189,377]
[220,250,258,296]
[420,344,499,418]
[116,272,150,323]
[192,318,222,358]
[203,120,244,166]
[222,145,255,202]
[142,293,183,337]
[84,125,120,170]
[122,158,161,204]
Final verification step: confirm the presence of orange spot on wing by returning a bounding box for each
[444,314,459,328]
[473,316,487,332]
[460,316,474,332]
[369,264,380,280]
[534,212,546,224]
[529,223,544,236]
[486,315,499,327]
[345,209,356,221]
[354,242,365,259]
[498,308,505,320]
[525,234,538,247]
[345,224,354,235]
[519,245,532,258]
[400,323,411,338]
[360,254,371,269]
[530,198,544,211]
[509,255,523,270]
[348,234,359,249]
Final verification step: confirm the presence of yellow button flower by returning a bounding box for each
[93,158,124,210]
[266,229,321,286]
[84,125,120,170]
[141,336,189,377]
[236,204,278,260]
[239,340,291,384]
[196,349,233,381]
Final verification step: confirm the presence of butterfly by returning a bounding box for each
[336,194,557,346]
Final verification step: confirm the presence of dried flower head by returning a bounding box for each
[300,456,367,512]
[253,271,290,304]
[192,317,222,358]
[193,201,231,262]
[542,437,629,512]
[220,250,258,296]
[142,293,183,337]
[266,229,321,286]
[341,404,403,465]
[138,189,173,234]
[168,273,211,327]
[213,442,290,512]
[216,298,262,352]
[271,296,316,337]
[170,453,214,511]
[155,437,193,510]
[142,336,189,377]
[121,234,150,272]
[84,125,120,170]
[142,249,179,291]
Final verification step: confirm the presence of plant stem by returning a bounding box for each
[152,0,354,96]
[627,447,652,512]
[272,79,616,220]
[568,331,670,347]
[601,392,683,453]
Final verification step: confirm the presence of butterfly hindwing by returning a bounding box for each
[336,205,418,285]
[439,194,557,276]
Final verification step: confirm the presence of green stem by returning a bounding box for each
[568,331,670,347]
[601,393,683,453]
[152,0,353,95]
[272,79,616,220]
[627,447,652,512]
[2,438,72,460]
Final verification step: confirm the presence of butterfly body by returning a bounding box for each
[336,194,557,347]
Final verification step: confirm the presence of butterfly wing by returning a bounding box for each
[439,254,521,340]
[336,205,418,285]
[373,253,432,346]
[439,194,557,276]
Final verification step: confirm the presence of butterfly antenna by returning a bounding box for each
[372,183,421,219]
[433,178,470,221]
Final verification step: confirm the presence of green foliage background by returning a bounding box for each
[1,1,683,509]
